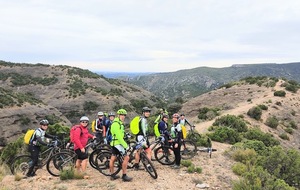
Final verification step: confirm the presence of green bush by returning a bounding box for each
[241,140,267,155]
[265,116,279,129]
[243,129,280,147]
[83,101,99,112]
[231,149,257,164]
[181,160,193,167]
[247,106,262,120]
[274,90,286,97]
[279,133,289,140]
[212,114,248,132]
[257,146,300,188]
[232,163,247,176]
[258,104,268,110]
[209,127,242,144]
[198,107,220,120]
[284,127,293,134]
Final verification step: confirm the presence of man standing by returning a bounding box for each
[170,113,182,169]
[109,109,132,182]
[92,112,107,143]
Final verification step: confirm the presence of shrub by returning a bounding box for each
[258,104,268,110]
[232,163,247,176]
[279,133,289,140]
[274,90,286,97]
[284,128,293,134]
[231,148,257,164]
[289,120,297,129]
[265,116,279,129]
[241,140,267,155]
[83,101,99,112]
[247,106,262,120]
[209,127,242,144]
[181,160,193,167]
[198,107,220,120]
[243,129,280,147]
[213,114,248,132]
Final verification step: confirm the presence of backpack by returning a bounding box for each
[181,125,187,139]
[24,129,35,144]
[91,118,107,133]
[130,116,141,135]
[153,123,160,137]
[70,125,82,143]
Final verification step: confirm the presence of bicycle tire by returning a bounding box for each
[10,155,33,175]
[181,140,197,160]
[46,151,77,177]
[154,146,175,165]
[140,152,158,179]
[95,150,121,176]
[89,147,111,169]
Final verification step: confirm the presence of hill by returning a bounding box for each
[1,78,300,189]
[0,61,162,145]
[128,62,300,101]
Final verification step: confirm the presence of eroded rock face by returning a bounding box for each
[0,104,71,145]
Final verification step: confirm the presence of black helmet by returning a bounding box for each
[142,107,151,112]
[40,119,49,125]
[180,113,185,116]
[162,114,169,119]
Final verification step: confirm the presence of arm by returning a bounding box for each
[45,133,55,139]
[141,118,147,136]
[73,128,84,150]
[185,119,193,127]
[115,125,128,149]
[36,136,48,146]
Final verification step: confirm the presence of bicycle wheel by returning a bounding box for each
[89,147,111,169]
[154,146,175,165]
[46,151,76,177]
[10,155,32,175]
[140,152,158,179]
[95,151,121,176]
[181,140,197,159]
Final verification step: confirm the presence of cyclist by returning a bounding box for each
[158,113,170,142]
[170,113,182,169]
[73,116,96,174]
[105,112,115,144]
[109,109,132,182]
[26,119,56,177]
[179,113,193,128]
[92,112,107,144]
[133,106,152,170]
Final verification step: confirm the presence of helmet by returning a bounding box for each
[40,119,49,125]
[172,113,180,119]
[142,107,151,112]
[159,108,164,112]
[108,112,115,117]
[97,112,104,116]
[117,109,127,115]
[180,113,185,116]
[162,114,169,119]
[80,116,89,122]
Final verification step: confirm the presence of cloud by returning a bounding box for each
[0,0,300,72]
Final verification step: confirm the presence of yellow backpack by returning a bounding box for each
[91,120,96,132]
[153,123,160,137]
[130,116,141,135]
[181,125,187,139]
[24,129,35,144]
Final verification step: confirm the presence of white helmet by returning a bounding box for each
[97,112,104,116]
[80,116,89,122]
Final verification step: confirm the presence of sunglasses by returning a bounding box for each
[120,114,127,116]
[42,124,49,126]
[81,121,89,123]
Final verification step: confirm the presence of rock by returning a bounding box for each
[196,183,210,189]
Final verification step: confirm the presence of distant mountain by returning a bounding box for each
[96,71,154,80]
[127,62,300,101]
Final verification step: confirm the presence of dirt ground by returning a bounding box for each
[1,140,238,190]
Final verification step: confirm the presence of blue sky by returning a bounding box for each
[1,0,300,72]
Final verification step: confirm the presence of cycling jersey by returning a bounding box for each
[110,117,128,149]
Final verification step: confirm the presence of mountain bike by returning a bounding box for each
[10,138,70,175]
[95,141,158,179]
[46,139,101,177]
[197,137,217,158]
[88,132,134,169]
[150,137,176,165]
[186,125,201,142]
[180,139,197,159]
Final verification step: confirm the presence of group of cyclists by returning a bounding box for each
[27,107,195,182]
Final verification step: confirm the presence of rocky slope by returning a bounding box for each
[0,61,161,145]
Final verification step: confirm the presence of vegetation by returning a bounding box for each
[0,72,58,86]
[274,90,286,97]
[198,107,220,120]
[0,87,42,108]
[212,115,248,132]
[265,116,279,129]
[241,76,278,87]
[247,106,262,120]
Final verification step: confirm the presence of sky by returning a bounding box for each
[1,0,300,73]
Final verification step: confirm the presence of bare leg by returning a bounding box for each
[81,159,88,173]
[122,155,129,175]
[75,159,82,172]
[109,155,116,174]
